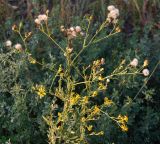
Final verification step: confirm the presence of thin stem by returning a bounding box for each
[73,80,93,86]
[49,73,58,93]
[45,21,50,36]
[100,110,121,127]
[85,21,109,48]
[133,0,142,20]
[18,31,28,52]
[71,19,91,64]
[72,63,85,79]
[105,72,141,79]
[93,31,119,44]
[39,28,65,53]
[132,61,160,101]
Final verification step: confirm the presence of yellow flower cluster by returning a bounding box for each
[92,105,100,115]
[104,97,113,106]
[98,82,106,90]
[57,65,63,74]
[92,91,98,97]
[81,96,89,104]
[98,75,104,81]
[117,114,128,132]
[81,117,86,123]
[70,94,80,106]
[32,84,46,98]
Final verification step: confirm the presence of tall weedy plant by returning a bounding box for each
[9,5,150,144]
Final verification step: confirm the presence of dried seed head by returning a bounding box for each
[35,18,41,25]
[142,69,149,76]
[130,58,138,67]
[107,5,116,11]
[75,26,81,33]
[15,43,23,51]
[5,40,12,47]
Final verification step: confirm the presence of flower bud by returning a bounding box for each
[15,43,23,51]
[75,26,81,33]
[101,58,105,65]
[107,5,116,11]
[35,18,41,25]
[142,69,149,76]
[5,40,12,47]
[130,58,138,67]
[38,14,48,22]
[143,60,149,67]
[70,27,75,32]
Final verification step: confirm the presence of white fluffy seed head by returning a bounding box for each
[75,26,81,33]
[15,43,22,51]
[38,14,48,21]
[130,58,138,67]
[38,15,43,21]
[108,9,119,19]
[34,18,41,25]
[42,14,48,21]
[106,79,110,83]
[107,6,119,22]
[107,5,115,11]
[70,27,75,32]
[114,9,119,16]
[142,69,149,76]
[5,40,12,47]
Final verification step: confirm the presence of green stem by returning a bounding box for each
[132,61,160,101]
[93,31,119,44]
[105,72,141,79]
[71,19,91,64]
[39,28,65,53]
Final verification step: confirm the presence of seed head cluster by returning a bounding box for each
[60,25,84,40]
[107,5,119,23]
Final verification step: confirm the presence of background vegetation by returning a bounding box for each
[0,0,160,144]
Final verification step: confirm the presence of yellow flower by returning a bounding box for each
[117,114,123,119]
[117,115,128,132]
[58,65,63,74]
[81,117,86,123]
[104,97,113,106]
[70,94,80,105]
[92,91,98,97]
[116,26,121,32]
[35,85,46,98]
[58,112,62,122]
[98,82,106,90]
[120,124,128,132]
[87,125,93,131]
[117,115,128,123]
[92,105,100,115]
[143,60,149,67]
[28,57,36,64]
[98,76,104,81]
[82,96,89,104]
